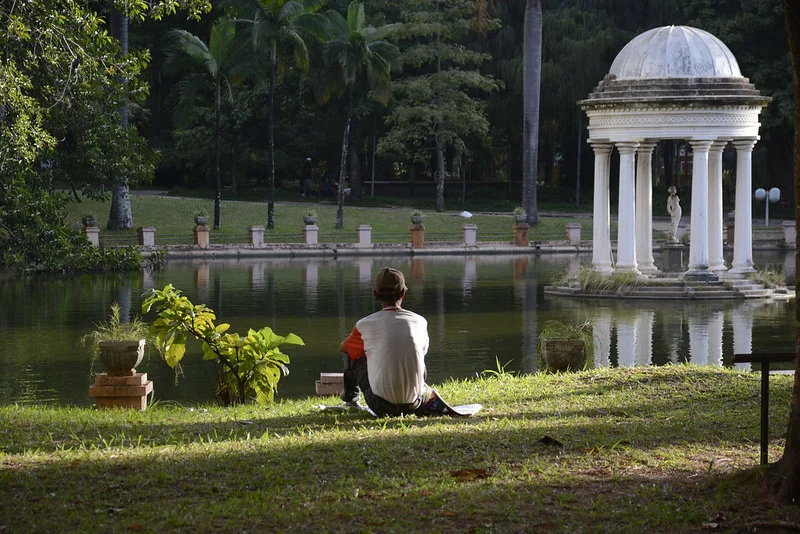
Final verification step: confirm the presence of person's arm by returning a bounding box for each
[341,326,365,360]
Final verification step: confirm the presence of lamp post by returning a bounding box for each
[754,187,780,226]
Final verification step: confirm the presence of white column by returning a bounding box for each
[688,313,709,365]
[731,138,758,273]
[635,142,657,273]
[634,310,654,366]
[707,310,724,366]
[731,302,754,371]
[688,140,713,273]
[708,140,727,271]
[616,314,636,367]
[592,310,611,368]
[615,142,639,273]
[590,141,614,273]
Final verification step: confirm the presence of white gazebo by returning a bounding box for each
[579,25,771,276]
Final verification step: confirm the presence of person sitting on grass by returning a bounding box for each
[339,267,442,417]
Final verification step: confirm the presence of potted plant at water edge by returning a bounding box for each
[513,206,527,224]
[538,320,594,373]
[303,208,318,225]
[82,303,151,376]
[410,210,424,225]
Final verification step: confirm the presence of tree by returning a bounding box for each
[767,0,800,501]
[378,0,500,213]
[165,18,249,230]
[522,0,542,224]
[231,0,326,229]
[323,2,399,229]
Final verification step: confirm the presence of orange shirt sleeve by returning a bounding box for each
[342,326,365,360]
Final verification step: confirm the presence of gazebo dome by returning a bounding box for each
[609,26,741,79]
[580,25,768,106]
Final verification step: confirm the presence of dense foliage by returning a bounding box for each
[143,284,304,405]
[1,0,792,271]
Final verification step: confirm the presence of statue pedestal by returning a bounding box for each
[662,244,686,273]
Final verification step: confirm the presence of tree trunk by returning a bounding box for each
[336,91,353,229]
[769,0,800,501]
[349,135,362,201]
[434,0,446,212]
[435,133,446,212]
[107,5,133,230]
[267,40,277,229]
[522,0,542,225]
[213,81,222,230]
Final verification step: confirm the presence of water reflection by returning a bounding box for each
[0,251,794,406]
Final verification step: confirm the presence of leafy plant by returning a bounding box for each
[142,284,305,405]
[305,208,318,218]
[81,303,151,372]
[513,206,525,217]
[481,356,514,378]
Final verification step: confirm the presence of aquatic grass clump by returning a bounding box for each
[578,266,644,295]
[748,267,786,288]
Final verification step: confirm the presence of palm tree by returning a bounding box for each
[166,18,246,230]
[522,0,542,225]
[231,0,326,229]
[323,1,399,229]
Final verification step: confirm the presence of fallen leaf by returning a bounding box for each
[127,525,142,531]
[538,435,564,448]
[450,469,490,482]
[443,510,457,517]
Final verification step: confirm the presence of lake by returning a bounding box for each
[0,251,794,406]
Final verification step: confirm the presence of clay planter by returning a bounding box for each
[541,338,586,373]
[98,339,145,376]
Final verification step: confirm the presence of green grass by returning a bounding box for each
[66,194,594,245]
[2,366,798,533]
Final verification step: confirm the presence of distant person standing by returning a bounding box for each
[301,157,313,198]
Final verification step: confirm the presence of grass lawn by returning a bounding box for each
[1,366,798,533]
[65,194,599,245]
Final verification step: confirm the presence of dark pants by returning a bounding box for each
[342,355,425,417]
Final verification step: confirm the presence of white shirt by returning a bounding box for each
[355,308,429,404]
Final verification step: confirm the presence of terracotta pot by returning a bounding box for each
[98,339,145,376]
[541,338,586,373]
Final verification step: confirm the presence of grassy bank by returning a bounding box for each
[65,195,597,245]
[2,366,798,533]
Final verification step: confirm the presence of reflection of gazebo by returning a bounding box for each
[579,26,771,276]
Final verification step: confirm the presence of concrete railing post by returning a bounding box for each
[138,227,155,247]
[463,224,477,246]
[194,225,210,249]
[513,223,529,247]
[356,225,372,248]
[249,226,265,247]
[304,224,319,245]
[410,224,425,249]
[84,226,100,247]
[566,223,582,245]
[783,220,796,245]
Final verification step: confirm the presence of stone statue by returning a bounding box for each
[666,185,682,243]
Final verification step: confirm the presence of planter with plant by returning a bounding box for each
[303,209,318,226]
[538,320,594,373]
[194,211,208,227]
[143,284,305,406]
[82,303,151,376]
[513,207,527,224]
[410,210,424,225]
[81,214,98,228]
